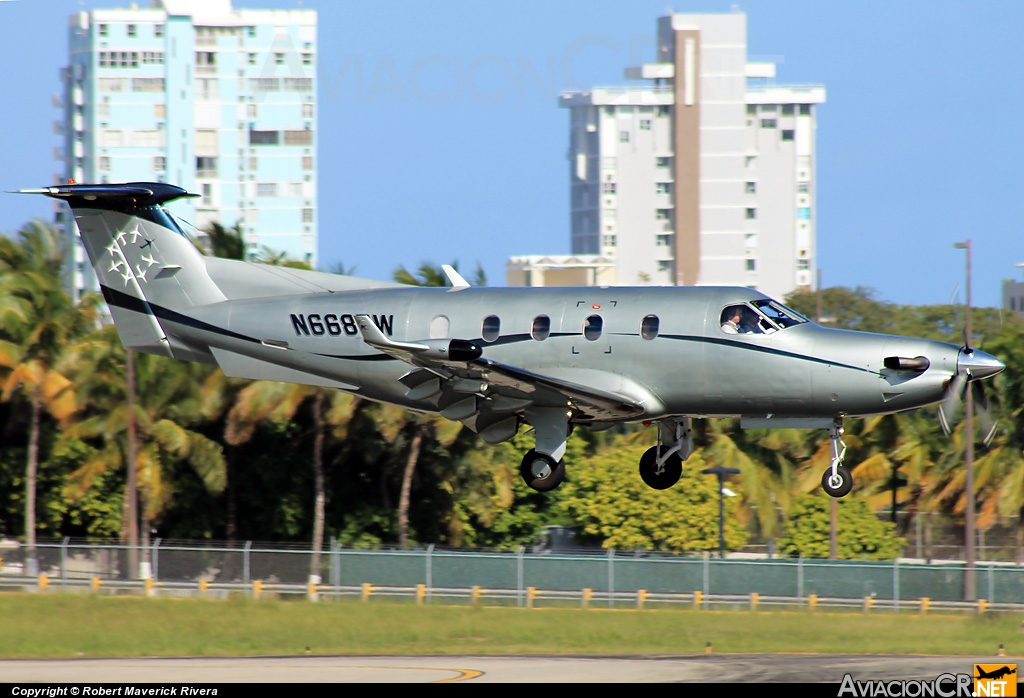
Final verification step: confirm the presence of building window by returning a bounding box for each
[98,24,108,37]
[99,156,110,171]
[283,130,313,146]
[640,315,659,340]
[302,53,313,66]
[797,259,810,271]
[602,234,616,248]
[201,183,212,205]
[746,259,756,272]
[761,104,777,113]
[249,156,257,170]
[658,105,670,116]
[257,183,277,197]
[656,234,672,247]
[601,182,616,194]
[655,182,671,195]
[781,104,794,116]
[797,207,811,220]
[619,130,630,143]
[782,129,795,141]
[302,208,313,223]
[247,104,257,118]
[196,156,218,176]
[132,78,164,92]
[745,182,756,194]
[745,208,756,220]
[155,24,164,38]
[656,156,671,168]
[275,53,285,66]
[302,103,314,118]
[302,155,313,170]
[247,26,256,38]
[532,315,550,341]
[288,182,303,197]
[196,52,216,67]
[481,315,500,342]
[284,78,313,91]
[153,156,165,171]
[656,209,672,221]
[639,119,651,130]
[249,129,279,145]
[248,53,257,66]
[251,78,279,91]
[127,24,136,38]
[657,261,671,272]
[760,119,777,129]
[798,182,809,193]
[583,315,603,341]
[800,104,811,116]
[746,104,757,115]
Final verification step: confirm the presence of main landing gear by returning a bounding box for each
[519,406,569,491]
[638,419,693,490]
[821,420,853,498]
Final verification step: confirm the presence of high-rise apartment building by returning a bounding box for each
[507,11,825,301]
[57,0,317,299]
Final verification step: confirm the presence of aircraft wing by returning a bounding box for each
[354,314,645,424]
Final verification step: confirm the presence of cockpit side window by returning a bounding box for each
[752,300,808,328]
[719,304,767,335]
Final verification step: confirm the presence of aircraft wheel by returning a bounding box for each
[821,465,853,498]
[520,450,566,492]
[638,446,683,490]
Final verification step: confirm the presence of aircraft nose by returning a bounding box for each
[959,349,1005,381]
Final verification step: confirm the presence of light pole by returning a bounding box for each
[953,240,975,601]
[702,466,741,558]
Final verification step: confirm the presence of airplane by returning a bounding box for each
[15,182,1006,496]
[975,666,1017,681]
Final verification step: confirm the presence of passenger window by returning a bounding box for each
[584,315,603,341]
[719,305,766,335]
[532,315,550,341]
[481,315,500,342]
[640,315,659,340]
[429,315,449,339]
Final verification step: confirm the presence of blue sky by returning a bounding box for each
[0,1,1020,307]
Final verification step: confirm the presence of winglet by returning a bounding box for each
[441,264,470,290]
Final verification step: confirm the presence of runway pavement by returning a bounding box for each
[2,654,1016,683]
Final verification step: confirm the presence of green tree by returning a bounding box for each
[779,493,905,560]
[201,222,246,261]
[0,220,97,558]
[59,327,226,543]
[560,441,748,552]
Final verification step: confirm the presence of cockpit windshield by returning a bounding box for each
[751,300,809,328]
[719,300,808,336]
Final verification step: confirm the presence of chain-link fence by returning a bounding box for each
[4,538,1024,605]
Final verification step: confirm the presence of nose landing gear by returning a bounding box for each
[638,418,693,490]
[821,420,853,498]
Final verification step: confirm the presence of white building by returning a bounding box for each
[507,11,825,300]
[57,0,317,299]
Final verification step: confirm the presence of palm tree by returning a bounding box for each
[59,327,226,547]
[226,380,356,577]
[0,220,97,564]
[202,221,247,261]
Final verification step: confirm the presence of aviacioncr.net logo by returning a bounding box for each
[838,673,973,697]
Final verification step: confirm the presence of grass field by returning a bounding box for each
[2,594,1021,659]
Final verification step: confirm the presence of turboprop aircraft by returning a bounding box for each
[16,182,1005,496]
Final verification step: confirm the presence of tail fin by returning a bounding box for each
[15,182,226,361]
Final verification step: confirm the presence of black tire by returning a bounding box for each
[821,464,853,498]
[638,445,683,490]
[520,449,566,492]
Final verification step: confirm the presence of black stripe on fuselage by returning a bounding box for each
[102,284,260,344]
[656,333,876,375]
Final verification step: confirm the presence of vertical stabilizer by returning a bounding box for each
[14,183,226,361]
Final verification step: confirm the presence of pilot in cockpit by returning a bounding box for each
[721,308,743,334]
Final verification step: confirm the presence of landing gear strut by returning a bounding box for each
[638,419,693,490]
[519,406,570,492]
[821,420,853,498]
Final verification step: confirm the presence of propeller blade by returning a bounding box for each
[973,382,998,447]
[938,404,951,436]
[941,372,967,427]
